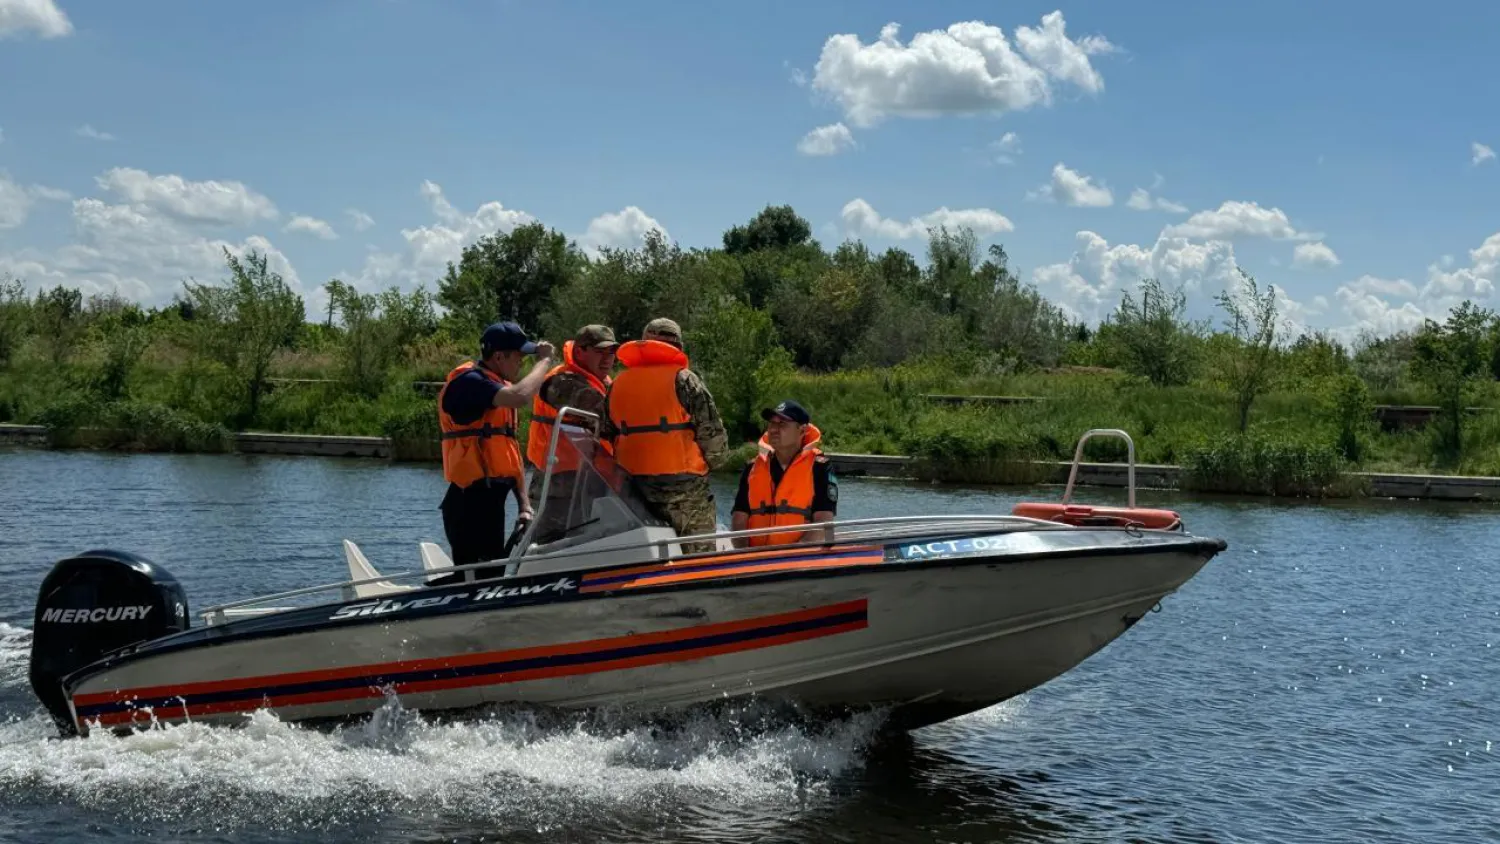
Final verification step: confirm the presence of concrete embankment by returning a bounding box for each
[3,423,1499,503]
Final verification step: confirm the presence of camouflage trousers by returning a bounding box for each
[633,474,719,555]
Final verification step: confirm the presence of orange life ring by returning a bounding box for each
[1011,502,1183,531]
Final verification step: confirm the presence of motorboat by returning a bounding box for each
[27,417,1227,738]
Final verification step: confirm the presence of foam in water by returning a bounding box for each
[0,624,888,837]
[0,623,31,691]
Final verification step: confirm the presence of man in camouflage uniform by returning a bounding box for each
[525,325,619,542]
[601,317,729,553]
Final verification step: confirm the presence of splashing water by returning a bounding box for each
[0,630,887,840]
[0,624,30,690]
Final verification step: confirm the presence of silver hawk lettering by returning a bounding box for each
[326,576,577,621]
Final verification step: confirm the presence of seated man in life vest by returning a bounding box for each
[730,400,838,549]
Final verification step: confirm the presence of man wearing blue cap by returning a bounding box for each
[436,321,555,573]
[730,399,837,549]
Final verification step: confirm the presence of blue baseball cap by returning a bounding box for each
[481,321,538,355]
[761,399,811,425]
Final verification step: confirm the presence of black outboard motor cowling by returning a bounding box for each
[28,549,190,736]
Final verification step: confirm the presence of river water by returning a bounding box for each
[0,448,1495,844]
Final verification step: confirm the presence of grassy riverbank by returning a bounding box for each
[4,207,1500,499]
[4,344,1499,499]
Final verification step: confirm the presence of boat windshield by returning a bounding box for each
[512,421,668,557]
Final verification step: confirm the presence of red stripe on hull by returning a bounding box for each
[78,600,870,727]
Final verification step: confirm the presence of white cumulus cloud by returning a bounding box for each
[1333,285,1428,338]
[797,122,855,156]
[0,0,72,39]
[1030,163,1113,207]
[345,209,375,231]
[1164,200,1320,242]
[1292,241,1340,269]
[0,173,31,228]
[1030,230,1241,324]
[990,132,1022,165]
[579,206,670,256]
[1342,275,1419,300]
[1323,232,1499,341]
[95,167,278,226]
[810,11,1116,128]
[841,198,1013,241]
[402,180,533,273]
[0,171,71,229]
[284,215,337,240]
[338,181,536,292]
[1126,187,1187,213]
[1421,231,1499,303]
[0,194,304,307]
[75,124,116,142]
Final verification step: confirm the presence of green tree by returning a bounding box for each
[875,247,922,303]
[182,248,305,423]
[0,274,30,368]
[1213,270,1287,432]
[1351,330,1415,392]
[722,205,813,256]
[1107,278,1204,387]
[325,280,437,397]
[1327,372,1374,463]
[688,298,794,441]
[1410,300,1496,461]
[1283,330,1352,387]
[543,230,736,342]
[975,245,1073,370]
[921,226,987,323]
[769,240,883,370]
[32,285,86,368]
[436,221,586,340]
[87,293,152,400]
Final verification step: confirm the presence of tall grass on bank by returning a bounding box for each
[31,397,233,453]
[1179,434,1368,498]
[6,341,1500,495]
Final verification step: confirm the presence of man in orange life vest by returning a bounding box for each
[600,317,729,553]
[437,321,556,571]
[730,399,837,549]
[524,324,619,541]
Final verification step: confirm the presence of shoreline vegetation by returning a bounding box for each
[3,205,1499,500]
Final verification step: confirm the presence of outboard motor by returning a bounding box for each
[28,549,190,736]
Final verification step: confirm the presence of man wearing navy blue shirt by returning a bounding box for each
[437,321,555,573]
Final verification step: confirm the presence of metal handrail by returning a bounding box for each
[1062,428,1137,509]
[198,512,1070,616]
[507,404,600,564]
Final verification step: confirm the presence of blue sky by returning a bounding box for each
[1,0,1497,339]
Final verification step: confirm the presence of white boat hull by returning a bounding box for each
[66,534,1214,735]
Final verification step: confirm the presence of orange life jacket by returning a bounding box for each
[744,424,825,547]
[526,341,611,472]
[607,339,708,479]
[437,360,523,490]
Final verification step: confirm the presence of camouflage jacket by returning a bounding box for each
[539,370,607,422]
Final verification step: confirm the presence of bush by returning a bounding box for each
[1180,433,1361,498]
[899,408,1054,485]
[38,397,231,452]
[381,395,442,462]
[1327,373,1374,462]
